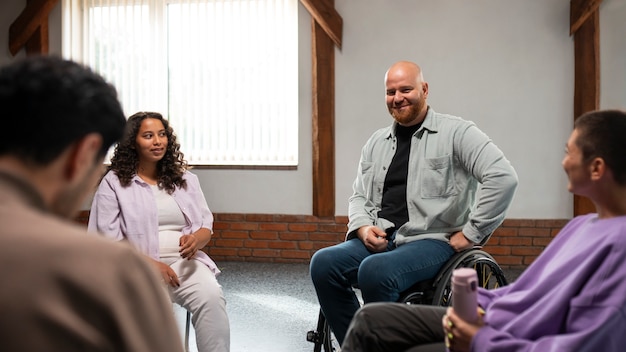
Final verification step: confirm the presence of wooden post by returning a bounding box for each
[300,0,342,217]
[571,0,602,216]
[311,18,336,217]
[9,0,59,56]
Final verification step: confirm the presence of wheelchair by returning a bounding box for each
[306,247,508,352]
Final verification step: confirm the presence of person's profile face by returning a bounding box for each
[562,129,591,196]
[135,118,168,164]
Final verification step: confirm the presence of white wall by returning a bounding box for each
[1,0,623,218]
[334,0,574,218]
[0,1,26,65]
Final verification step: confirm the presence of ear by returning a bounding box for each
[422,82,429,98]
[64,133,104,183]
[589,157,606,182]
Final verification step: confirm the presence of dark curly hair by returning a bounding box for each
[109,111,187,193]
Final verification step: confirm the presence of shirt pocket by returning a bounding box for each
[420,154,457,198]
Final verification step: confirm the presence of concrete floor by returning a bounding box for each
[176,261,525,352]
[174,261,321,352]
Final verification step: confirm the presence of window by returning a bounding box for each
[63,0,298,166]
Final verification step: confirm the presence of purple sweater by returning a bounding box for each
[474,214,626,351]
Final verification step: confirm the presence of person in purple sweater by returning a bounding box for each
[341,109,626,352]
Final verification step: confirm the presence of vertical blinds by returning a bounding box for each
[64,0,298,166]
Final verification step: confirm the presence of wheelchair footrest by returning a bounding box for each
[306,330,325,344]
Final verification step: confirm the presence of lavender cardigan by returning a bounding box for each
[88,170,220,275]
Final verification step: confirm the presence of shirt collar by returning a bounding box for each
[387,106,436,139]
[0,170,47,212]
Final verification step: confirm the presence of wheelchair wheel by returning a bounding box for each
[398,278,434,305]
[307,248,508,351]
[306,310,341,352]
[431,249,507,306]
[321,321,341,352]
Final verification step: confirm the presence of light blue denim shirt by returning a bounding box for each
[88,170,220,274]
[347,107,518,246]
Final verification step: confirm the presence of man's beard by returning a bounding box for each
[390,106,417,125]
[389,99,425,126]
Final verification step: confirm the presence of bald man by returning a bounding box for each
[310,61,518,345]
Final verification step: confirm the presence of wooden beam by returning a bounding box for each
[573,11,600,116]
[571,2,600,216]
[311,19,335,217]
[25,18,49,55]
[300,0,343,49]
[570,0,602,35]
[9,0,59,56]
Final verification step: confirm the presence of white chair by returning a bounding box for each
[184,310,191,352]
[173,303,192,352]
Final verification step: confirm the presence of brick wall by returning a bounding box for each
[484,219,568,268]
[75,211,569,270]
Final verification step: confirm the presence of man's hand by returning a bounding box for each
[357,225,388,252]
[450,231,474,252]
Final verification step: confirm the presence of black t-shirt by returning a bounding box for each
[377,123,421,231]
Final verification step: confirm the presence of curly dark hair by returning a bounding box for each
[109,111,187,193]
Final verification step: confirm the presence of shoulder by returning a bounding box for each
[182,169,198,181]
[597,216,626,249]
[373,124,393,137]
[426,109,475,130]
[558,214,626,251]
[55,224,157,286]
[566,214,596,227]
[178,170,203,195]
[3,209,148,272]
[181,170,201,187]
[101,169,119,181]
[96,170,142,197]
[365,125,393,145]
[99,169,123,187]
[0,211,168,350]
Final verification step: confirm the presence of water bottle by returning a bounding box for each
[451,267,479,323]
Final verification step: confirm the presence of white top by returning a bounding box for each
[151,184,186,264]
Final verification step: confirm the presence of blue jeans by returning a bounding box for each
[309,237,454,346]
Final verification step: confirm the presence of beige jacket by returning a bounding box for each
[0,172,184,352]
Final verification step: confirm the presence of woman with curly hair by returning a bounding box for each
[88,112,230,352]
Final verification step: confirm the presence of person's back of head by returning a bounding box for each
[574,109,626,185]
[0,55,126,165]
